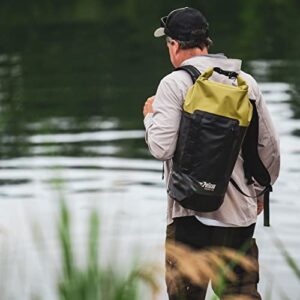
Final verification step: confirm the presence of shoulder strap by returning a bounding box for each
[242,100,271,186]
[175,65,201,83]
[230,178,272,227]
[230,178,271,199]
[164,66,199,181]
[235,100,272,227]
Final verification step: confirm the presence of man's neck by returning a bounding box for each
[177,47,208,66]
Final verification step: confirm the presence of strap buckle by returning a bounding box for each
[214,67,238,79]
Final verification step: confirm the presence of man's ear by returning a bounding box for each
[174,41,181,54]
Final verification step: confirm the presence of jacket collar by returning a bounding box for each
[181,53,242,72]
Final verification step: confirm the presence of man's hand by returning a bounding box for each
[143,96,155,117]
[257,200,264,215]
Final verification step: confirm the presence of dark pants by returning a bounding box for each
[165,216,261,300]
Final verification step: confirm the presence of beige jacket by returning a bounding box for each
[144,54,280,226]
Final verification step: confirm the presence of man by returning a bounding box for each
[143,7,280,300]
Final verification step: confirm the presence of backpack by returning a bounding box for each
[167,65,272,226]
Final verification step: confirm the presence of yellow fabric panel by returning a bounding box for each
[183,69,253,127]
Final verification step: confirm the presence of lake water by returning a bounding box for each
[0,24,300,300]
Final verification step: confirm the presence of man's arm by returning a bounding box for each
[143,76,184,161]
[255,90,280,214]
[255,89,281,190]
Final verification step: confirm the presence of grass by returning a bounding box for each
[55,200,258,300]
[165,242,257,300]
[28,197,300,300]
[57,200,160,300]
[274,235,300,281]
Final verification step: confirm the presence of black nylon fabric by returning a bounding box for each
[242,101,271,186]
[168,110,247,212]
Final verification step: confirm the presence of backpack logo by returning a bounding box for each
[199,181,216,192]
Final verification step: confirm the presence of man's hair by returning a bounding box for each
[166,36,213,50]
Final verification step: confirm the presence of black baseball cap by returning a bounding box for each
[154,7,210,42]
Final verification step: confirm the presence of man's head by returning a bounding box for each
[154,7,212,67]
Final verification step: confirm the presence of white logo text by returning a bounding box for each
[199,181,216,192]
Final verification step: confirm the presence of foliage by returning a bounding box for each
[55,201,264,300]
[274,235,300,281]
[57,201,160,300]
[165,241,257,300]
[0,0,299,59]
[11,199,300,300]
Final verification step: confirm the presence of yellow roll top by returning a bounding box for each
[183,68,253,127]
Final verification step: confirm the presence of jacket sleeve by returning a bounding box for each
[144,76,184,161]
[255,89,281,190]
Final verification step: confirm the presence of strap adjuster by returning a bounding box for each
[214,67,238,79]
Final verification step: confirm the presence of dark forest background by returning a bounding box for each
[0,0,299,159]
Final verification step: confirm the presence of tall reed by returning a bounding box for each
[41,198,300,300]
[57,201,160,300]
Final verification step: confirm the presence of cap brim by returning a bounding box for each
[154,27,165,38]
